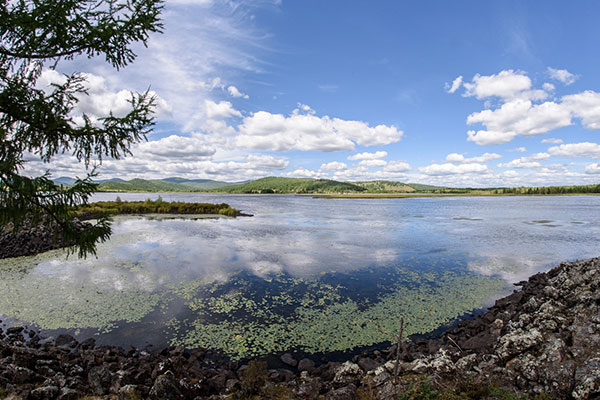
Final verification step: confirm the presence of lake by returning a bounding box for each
[1,194,598,359]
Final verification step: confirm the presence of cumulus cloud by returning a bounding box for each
[38,69,171,124]
[585,163,600,174]
[358,159,388,168]
[508,147,527,153]
[445,152,502,163]
[236,107,403,152]
[244,154,288,169]
[547,67,578,85]
[348,151,388,160]
[541,138,563,144]
[227,85,249,99]
[562,91,600,130]
[418,162,489,175]
[383,161,411,172]
[497,153,549,168]
[320,162,347,171]
[445,76,463,93]
[204,100,242,119]
[282,168,327,179]
[466,99,572,145]
[548,142,600,158]
[457,69,600,146]
[462,70,533,100]
[136,135,215,160]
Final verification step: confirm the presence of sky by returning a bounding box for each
[27,0,600,187]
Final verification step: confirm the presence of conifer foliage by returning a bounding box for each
[0,0,164,257]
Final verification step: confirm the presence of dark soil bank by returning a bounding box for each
[1,257,599,399]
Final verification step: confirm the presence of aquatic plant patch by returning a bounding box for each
[166,266,506,359]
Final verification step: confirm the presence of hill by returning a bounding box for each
[212,177,366,194]
[161,177,232,190]
[354,180,417,192]
[98,178,200,192]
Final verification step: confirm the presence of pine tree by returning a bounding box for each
[0,0,164,257]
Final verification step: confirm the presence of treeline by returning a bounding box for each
[75,199,242,219]
[493,184,600,195]
[432,184,600,195]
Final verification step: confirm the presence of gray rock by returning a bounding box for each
[280,352,297,367]
[325,384,358,400]
[298,358,316,372]
[333,361,362,387]
[88,365,114,395]
[149,372,182,400]
[29,385,59,400]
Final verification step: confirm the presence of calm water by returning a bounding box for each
[1,194,598,357]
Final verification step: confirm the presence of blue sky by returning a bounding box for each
[31,0,600,186]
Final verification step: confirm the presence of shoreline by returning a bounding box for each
[1,257,598,399]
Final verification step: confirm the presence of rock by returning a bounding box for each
[57,388,80,400]
[298,358,316,372]
[357,357,379,372]
[496,328,543,360]
[325,384,358,400]
[297,370,323,399]
[29,385,60,400]
[333,361,362,387]
[119,384,142,400]
[88,365,114,395]
[149,372,183,400]
[55,334,78,348]
[280,352,297,367]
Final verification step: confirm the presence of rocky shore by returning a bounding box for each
[1,257,599,399]
[0,218,90,259]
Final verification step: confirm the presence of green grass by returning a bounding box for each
[75,199,242,218]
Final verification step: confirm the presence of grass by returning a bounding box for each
[74,199,243,219]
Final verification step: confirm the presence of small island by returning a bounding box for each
[0,200,249,259]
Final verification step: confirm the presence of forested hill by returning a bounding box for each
[210,177,367,194]
[96,178,232,192]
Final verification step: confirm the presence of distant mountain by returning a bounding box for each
[211,177,366,194]
[53,176,77,186]
[53,176,446,194]
[162,177,232,190]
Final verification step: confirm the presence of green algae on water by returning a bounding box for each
[168,266,506,360]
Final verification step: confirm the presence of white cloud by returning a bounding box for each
[358,159,388,168]
[244,154,288,169]
[282,168,327,179]
[466,99,572,145]
[445,76,463,93]
[227,85,249,99]
[136,135,215,160]
[547,67,578,85]
[562,91,600,130]
[542,82,555,92]
[585,163,600,174]
[498,152,549,168]
[548,142,600,158]
[348,151,388,160]
[541,138,563,144]
[462,70,533,100]
[320,162,348,171]
[383,161,411,172]
[418,162,489,175]
[445,152,502,163]
[236,107,403,152]
[38,69,171,125]
[204,100,242,119]
[508,147,527,153]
